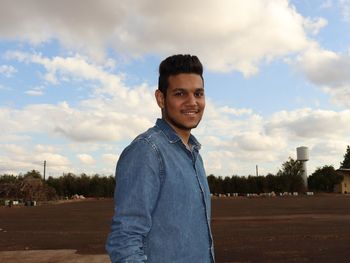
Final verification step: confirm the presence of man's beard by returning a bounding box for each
[164,111,201,131]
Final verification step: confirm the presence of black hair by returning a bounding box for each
[158,54,203,95]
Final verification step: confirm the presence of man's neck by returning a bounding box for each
[163,119,191,146]
[177,130,191,146]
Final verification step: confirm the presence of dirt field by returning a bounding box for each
[1,194,350,262]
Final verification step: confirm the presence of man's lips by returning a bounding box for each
[181,109,200,115]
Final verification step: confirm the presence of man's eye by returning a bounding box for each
[194,91,204,97]
[175,92,184,96]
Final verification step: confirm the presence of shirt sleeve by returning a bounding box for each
[106,138,162,263]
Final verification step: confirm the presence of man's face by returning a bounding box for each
[156,73,205,133]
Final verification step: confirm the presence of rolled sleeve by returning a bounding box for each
[106,138,162,263]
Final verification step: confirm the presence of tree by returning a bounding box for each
[247,176,258,193]
[61,173,78,196]
[265,173,278,192]
[0,174,20,199]
[207,174,223,194]
[308,165,343,192]
[222,176,233,193]
[340,145,350,168]
[19,175,57,201]
[277,157,304,192]
[24,170,42,179]
[235,176,249,194]
[207,174,216,194]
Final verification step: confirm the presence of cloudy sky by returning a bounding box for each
[1,0,350,177]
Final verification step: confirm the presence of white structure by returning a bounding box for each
[296,146,309,189]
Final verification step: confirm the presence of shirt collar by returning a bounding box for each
[155,118,201,150]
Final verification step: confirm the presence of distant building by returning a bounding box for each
[334,169,350,194]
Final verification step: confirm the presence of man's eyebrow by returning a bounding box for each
[171,88,187,92]
[171,87,204,92]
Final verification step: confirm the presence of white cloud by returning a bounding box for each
[25,90,43,96]
[6,51,124,87]
[2,144,26,156]
[112,0,316,76]
[234,132,286,152]
[0,134,31,142]
[25,86,45,96]
[35,144,59,153]
[295,47,350,107]
[3,53,158,142]
[339,0,350,22]
[196,106,350,176]
[35,153,70,167]
[312,141,345,159]
[297,48,350,87]
[321,0,333,9]
[0,0,125,60]
[0,144,70,175]
[2,94,350,176]
[2,0,349,179]
[218,106,253,116]
[102,153,119,166]
[77,154,95,165]
[0,64,17,77]
[0,0,320,76]
[266,108,350,138]
[1,101,150,143]
[204,150,237,176]
[303,17,328,35]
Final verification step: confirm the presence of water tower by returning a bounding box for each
[296,146,309,189]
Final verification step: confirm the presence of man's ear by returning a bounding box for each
[155,89,165,109]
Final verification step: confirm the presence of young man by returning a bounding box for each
[106,54,215,263]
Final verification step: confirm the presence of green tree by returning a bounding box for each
[89,174,105,197]
[277,157,304,192]
[77,173,90,195]
[24,170,42,179]
[235,176,249,194]
[222,176,233,193]
[207,174,223,194]
[47,176,64,196]
[265,173,278,192]
[0,174,17,184]
[61,173,78,196]
[0,174,20,199]
[105,175,116,197]
[308,165,343,192]
[340,145,350,168]
[255,176,267,193]
[247,176,258,193]
[207,175,215,194]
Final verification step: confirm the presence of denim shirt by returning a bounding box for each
[106,118,215,263]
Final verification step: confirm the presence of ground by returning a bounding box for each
[1,194,350,262]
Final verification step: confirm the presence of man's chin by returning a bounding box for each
[163,116,202,132]
[175,121,200,131]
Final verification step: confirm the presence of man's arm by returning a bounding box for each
[106,138,161,263]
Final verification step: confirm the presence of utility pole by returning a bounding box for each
[43,160,46,181]
[256,165,259,177]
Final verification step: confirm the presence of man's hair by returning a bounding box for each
[158,54,203,95]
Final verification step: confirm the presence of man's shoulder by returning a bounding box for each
[123,125,167,154]
[134,125,164,144]
[116,125,167,165]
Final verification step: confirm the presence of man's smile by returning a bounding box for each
[181,109,200,115]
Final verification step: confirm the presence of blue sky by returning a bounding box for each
[1,0,350,177]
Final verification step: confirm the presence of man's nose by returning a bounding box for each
[186,94,197,106]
